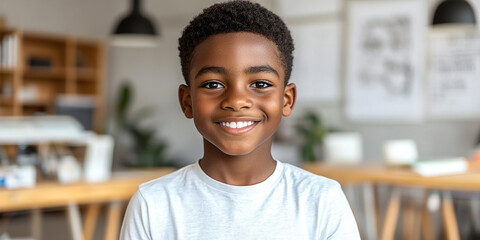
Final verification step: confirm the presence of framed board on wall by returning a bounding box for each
[345,0,426,122]
[427,30,480,119]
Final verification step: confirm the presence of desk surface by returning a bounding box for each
[0,168,176,212]
[302,163,480,192]
[5,164,480,210]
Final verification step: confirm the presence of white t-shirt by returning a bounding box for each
[120,160,360,240]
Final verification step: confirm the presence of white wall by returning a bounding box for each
[1,0,480,166]
[0,0,124,37]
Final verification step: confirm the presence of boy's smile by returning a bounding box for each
[179,32,296,157]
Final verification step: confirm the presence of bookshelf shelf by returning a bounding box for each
[0,96,12,105]
[21,100,51,107]
[0,67,14,74]
[0,107,13,115]
[76,68,96,80]
[0,28,15,35]
[24,67,66,79]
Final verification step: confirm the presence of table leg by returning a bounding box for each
[83,204,101,240]
[30,209,42,240]
[0,213,8,234]
[104,201,123,240]
[401,198,418,240]
[343,184,358,215]
[363,183,378,240]
[67,203,83,240]
[442,191,460,240]
[381,188,401,240]
[344,184,370,239]
[421,192,436,240]
[413,203,421,240]
[470,193,480,234]
[343,186,360,223]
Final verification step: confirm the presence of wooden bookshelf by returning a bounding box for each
[0,26,105,132]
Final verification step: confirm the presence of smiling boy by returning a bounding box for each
[120,1,360,239]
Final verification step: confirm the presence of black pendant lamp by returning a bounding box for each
[111,0,159,47]
[432,0,476,26]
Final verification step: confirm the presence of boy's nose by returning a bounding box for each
[221,87,253,111]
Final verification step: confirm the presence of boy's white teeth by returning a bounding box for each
[220,121,255,129]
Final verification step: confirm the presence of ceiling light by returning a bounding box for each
[111,0,159,47]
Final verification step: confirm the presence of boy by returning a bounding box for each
[120,1,360,239]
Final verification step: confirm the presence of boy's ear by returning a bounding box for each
[282,83,296,117]
[178,84,193,119]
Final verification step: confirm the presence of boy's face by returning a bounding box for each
[179,32,296,156]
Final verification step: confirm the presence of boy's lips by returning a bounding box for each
[215,118,260,134]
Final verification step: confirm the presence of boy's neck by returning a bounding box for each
[199,139,277,186]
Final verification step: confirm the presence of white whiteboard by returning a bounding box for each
[345,0,426,122]
[427,29,480,119]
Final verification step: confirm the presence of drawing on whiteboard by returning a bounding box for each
[345,0,425,122]
[358,17,413,97]
[427,30,480,119]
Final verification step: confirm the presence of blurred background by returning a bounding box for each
[1,0,480,239]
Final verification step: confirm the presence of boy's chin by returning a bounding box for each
[202,136,273,158]
[207,139,271,157]
[216,144,258,157]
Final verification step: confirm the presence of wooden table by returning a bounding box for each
[0,168,176,240]
[302,163,480,240]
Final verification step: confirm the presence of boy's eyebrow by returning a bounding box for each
[194,66,226,79]
[194,65,279,79]
[245,65,279,77]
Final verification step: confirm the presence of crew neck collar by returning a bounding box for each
[193,160,284,195]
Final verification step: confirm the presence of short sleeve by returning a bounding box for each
[324,182,361,240]
[119,189,152,240]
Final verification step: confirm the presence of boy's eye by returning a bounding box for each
[201,81,224,89]
[250,81,272,89]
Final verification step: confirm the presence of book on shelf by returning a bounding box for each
[411,157,468,177]
[0,33,17,68]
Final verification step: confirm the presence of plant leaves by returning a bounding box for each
[129,106,156,124]
[117,82,132,121]
[114,81,172,167]
[307,111,320,126]
[295,125,310,137]
[296,111,326,162]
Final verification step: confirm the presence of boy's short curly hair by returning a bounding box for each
[178,1,294,85]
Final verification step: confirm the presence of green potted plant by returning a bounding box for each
[113,81,176,167]
[295,111,331,162]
